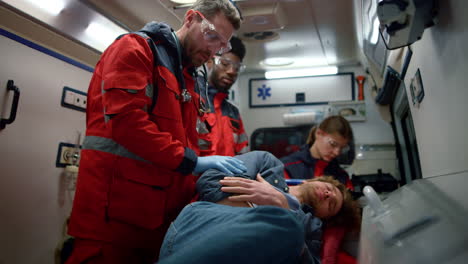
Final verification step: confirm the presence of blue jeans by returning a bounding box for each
[158,202,304,264]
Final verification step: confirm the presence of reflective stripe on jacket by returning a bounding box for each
[198,86,248,156]
[68,22,200,249]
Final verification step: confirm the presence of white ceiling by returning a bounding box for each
[84,0,360,72]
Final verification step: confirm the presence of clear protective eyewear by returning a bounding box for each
[194,11,232,54]
[213,56,246,73]
[325,136,350,154]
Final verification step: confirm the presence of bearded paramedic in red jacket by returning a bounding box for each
[66,1,246,264]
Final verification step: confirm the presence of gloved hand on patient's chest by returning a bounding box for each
[194,156,247,175]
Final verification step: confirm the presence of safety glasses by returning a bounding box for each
[194,11,232,54]
[214,56,245,73]
[324,136,350,154]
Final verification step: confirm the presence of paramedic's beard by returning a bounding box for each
[211,71,232,93]
[193,47,214,67]
[184,38,212,67]
[217,77,234,93]
[191,52,210,67]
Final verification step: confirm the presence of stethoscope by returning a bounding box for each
[171,31,210,115]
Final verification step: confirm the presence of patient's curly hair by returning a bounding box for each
[301,176,361,231]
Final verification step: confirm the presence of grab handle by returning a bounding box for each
[363,185,386,216]
[0,80,20,130]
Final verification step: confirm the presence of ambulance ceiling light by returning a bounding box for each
[261,57,294,67]
[265,66,338,79]
[85,21,128,52]
[170,0,196,4]
[26,0,66,16]
[370,17,380,44]
[170,0,242,6]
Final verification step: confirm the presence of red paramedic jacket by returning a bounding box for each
[198,86,248,156]
[68,22,200,250]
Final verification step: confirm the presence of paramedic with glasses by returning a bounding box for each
[281,115,356,264]
[281,115,354,188]
[66,1,246,263]
[198,36,249,157]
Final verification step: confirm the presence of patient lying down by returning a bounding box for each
[158,151,360,264]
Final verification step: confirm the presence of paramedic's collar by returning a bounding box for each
[208,84,230,95]
[181,52,196,76]
[300,144,318,166]
[139,22,196,75]
[207,85,229,103]
[177,35,197,75]
[208,85,219,96]
[140,21,173,46]
[208,85,229,97]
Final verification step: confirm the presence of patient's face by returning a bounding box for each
[308,181,343,219]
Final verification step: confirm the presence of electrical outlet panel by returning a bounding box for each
[56,142,81,167]
[61,86,87,112]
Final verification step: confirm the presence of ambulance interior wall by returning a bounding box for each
[396,0,468,180]
[0,12,93,263]
[236,65,395,146]
[235,65,397,177]
[356,1,468,208]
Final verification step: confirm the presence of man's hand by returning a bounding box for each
[194,156,247,175]
[219,174,289,208]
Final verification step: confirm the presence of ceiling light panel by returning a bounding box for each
[169,0,196,4]
[26,0,66,16]
[262,57,294,66]
[3,0,70,24]
[82,20,128,52]
[2,0,129,53]
[265,66,338,79]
